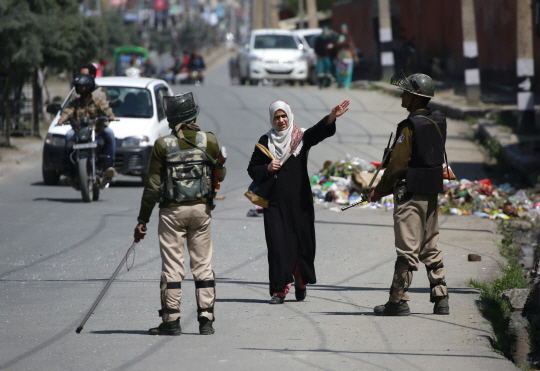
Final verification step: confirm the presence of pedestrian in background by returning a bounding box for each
[339,24,358,89]
[334,35,353,89]
[134,92,224,335]
[369,72,449,316]
[247,100,350,304]
[314,26,334,89]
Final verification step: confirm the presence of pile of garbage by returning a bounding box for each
[309,156,540,221]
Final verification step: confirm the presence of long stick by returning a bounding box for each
[75,236,142,333]
[342,133,394,211]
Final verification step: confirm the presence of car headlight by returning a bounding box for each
[45,133,65,147]
[122,136,150,148]
[249,54,262,62]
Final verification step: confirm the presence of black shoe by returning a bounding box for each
[148,318,181,335]
[295,287,306,301]
[433,296,449,315]
[198,317,215,335]
[269,295,285,304]
[373,300,410,316]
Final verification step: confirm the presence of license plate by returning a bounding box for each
[73,142,97,149]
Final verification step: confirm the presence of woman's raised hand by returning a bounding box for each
[328,100,350,123]
[268,159,281,173]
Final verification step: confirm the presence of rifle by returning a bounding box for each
[341,132,394,211]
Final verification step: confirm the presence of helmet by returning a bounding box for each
[72,74,96,93]
[163,92,200,128]
[390,71,434,98]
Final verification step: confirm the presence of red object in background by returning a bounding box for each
[154,0,166,11]
[477,178,492,187]
[371,161,384,169]
[92,62,103,78]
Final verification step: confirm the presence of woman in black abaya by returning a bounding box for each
[248,100,350,304]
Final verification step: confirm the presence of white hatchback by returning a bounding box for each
[237,29,309,85]
[42,77,174,185]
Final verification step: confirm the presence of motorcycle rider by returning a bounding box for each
[80,63,110,101]
[57,74,117,184]
[187,49,206,84]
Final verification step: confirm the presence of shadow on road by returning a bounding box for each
[33,197,83,203]
[90,330,149,335]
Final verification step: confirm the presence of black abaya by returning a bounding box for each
[247,116,336,295]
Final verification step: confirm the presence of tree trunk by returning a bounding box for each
[32,69,40,137]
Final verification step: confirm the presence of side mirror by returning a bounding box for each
[46,103,61,115]
[109,98,120,108]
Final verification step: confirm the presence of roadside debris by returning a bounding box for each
[307,155,540,220]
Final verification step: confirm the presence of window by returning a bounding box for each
[253,35,298,50]
[102,87,153,118]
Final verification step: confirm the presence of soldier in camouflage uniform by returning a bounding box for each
[134,92,224,335]
[369,72,449,316]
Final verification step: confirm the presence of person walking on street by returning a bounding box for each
[314,26,335,89]
[134,92,224,335]
[248,100,350,304]
[339,24,358,89]
[369,72,449,316]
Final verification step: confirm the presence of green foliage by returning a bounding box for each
[282,0,338,17]
[469,221,528,358]
[483,137,501,159]
[177,17,214,51]
[101,11,142,59]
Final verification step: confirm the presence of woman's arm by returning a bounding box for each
[303,100,350,148]
[247,136,272,185]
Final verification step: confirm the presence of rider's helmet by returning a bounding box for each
[73,74,96,95]
[390,70,434,98]
[163,92,200,129]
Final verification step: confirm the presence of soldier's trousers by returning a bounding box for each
[390,193,448,303]
[158,203,215,322]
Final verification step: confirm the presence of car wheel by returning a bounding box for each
[240,76,247,85]
[250,79,258,86]
[42,166,60,185]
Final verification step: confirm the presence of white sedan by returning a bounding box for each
[237,29,309,85]
[42,77,174,185]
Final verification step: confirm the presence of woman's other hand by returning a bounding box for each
[268,159,281,173]
[328,100,350,124]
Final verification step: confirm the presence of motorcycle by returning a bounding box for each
[68,116,113,202]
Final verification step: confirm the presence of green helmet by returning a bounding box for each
[390,71,434,98]
[163,92,200,128]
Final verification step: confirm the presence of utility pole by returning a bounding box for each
[252,0,263,30]
[306,0,317,29]
[298,0,304,29]
[460,0,480,104]
[516,0,536,133]
[270,0,279,29]
[377,0,394,79]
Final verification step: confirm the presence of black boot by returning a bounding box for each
[269,295,285,304]
[373,300,410,316]
[148,318,181,335]
[198,317,215,335]
[433,296,449,315]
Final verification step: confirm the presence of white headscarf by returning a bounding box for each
[266,101,305,165]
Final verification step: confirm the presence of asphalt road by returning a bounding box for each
[0,57,518,370]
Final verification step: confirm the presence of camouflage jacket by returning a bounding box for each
[60,95,112,123]
[137,128,220,224]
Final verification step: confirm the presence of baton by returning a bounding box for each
[75,227,146,334]
[341,133,393,211]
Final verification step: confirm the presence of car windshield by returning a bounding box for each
[254,35,298,49]
[103,87,153,118]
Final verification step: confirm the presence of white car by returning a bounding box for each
[237,29,309,85]
[42,77,174,185]
[293,28,339,85]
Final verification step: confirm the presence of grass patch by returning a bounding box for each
[469,221,528,358]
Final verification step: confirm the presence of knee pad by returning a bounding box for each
[195,271,216,319]
[159,273,181,320]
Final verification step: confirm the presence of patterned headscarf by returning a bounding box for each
[266,101,305,165]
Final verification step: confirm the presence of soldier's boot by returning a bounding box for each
[374,255,413,316]
[374,300,411,316]
[433,296,450,315]
[195,272,216,335]
[426,261,449,315]
[148,318,181,336]
[149,274,182,335]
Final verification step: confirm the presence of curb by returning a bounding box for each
[477,119,540,185]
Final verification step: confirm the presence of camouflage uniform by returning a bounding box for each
[137,93,221,334]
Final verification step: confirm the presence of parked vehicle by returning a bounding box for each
[237,29,309,85]
[293,28,338,85]
[42,77,175,185]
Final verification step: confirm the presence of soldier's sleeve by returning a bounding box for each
[59,101,75,122]
[205,132,220,163]
[95,97,113,117]
[374,121,413,195]
[137,140,165,224]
